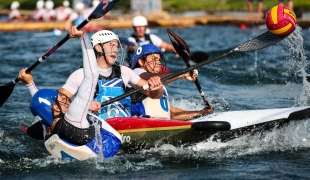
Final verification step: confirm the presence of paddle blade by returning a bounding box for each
[88,0,120,20]
[167,29,191,63]
[0,82,15,107]
[190,51,209,63]
[236,31,288,52]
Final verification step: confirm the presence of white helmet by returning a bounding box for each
[36,0,44,9]
[132,16,148,27]
[11,1,20,10]
[75,2,84,10]
[91,30,120,47]
[63,0,70,7]
[91,30,124,65]
[45,0,54,10]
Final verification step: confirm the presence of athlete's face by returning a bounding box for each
[53,92,71,115]
[142,53,162,73]
[102,40,119,65]
[134,26,147,38]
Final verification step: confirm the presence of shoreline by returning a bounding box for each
[1,12,309,32]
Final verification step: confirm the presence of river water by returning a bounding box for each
[1,25,310,179]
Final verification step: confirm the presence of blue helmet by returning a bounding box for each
[131,44,162,69]
[30,89,57,127]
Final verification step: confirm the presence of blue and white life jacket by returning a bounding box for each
[94,65,131,120]
[131,86,170,119]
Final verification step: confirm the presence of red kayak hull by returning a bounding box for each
[106,117,225,153]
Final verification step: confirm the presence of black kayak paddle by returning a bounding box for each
[0,0,120,107]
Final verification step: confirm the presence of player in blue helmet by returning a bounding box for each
[131,44,165,70]
[18,26,164,159]
[30,88,59,127]
[129,44,214,120]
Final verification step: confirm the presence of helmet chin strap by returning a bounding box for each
[52,100,65,119]
[95,44,110,65]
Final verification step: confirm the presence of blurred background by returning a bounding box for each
[0,0,308,21]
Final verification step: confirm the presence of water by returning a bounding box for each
[1,25,310,179]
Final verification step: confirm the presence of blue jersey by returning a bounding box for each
[95,78,131,120]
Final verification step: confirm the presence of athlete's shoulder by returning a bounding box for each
[149,33,161,39]
[120,65,133,71]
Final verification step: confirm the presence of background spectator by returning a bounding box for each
[65,2,90,30]
[33,0,45,21]
[247,0,263,21]
[43,0,56,21]
[278,0,293,10]
[56,0,73,21]
[8,1,21,21]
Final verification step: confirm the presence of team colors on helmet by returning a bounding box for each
[30,89,57,127]
[265,5,296,37]
[131,44,162,68]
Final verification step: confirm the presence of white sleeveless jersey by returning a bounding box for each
[133,68,171,119]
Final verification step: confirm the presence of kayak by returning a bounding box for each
[106,117,230,153]
[108,106,310,153]
[44,106,310,159]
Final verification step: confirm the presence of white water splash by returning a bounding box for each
[137,119,310,160]
[281,26,310,106]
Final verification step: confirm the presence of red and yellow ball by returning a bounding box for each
[265,5,296,36]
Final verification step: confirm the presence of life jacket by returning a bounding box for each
[131,33,154,46]
[127,33,154,65]
[94,65,131,120]
[130,86,170,119]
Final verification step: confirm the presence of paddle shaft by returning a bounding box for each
[101,30,288,107]
[184,60,210,108]
[101,50,233,107]
[12,20,89,84]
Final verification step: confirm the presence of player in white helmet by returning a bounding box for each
[19,28,163,137]
[19,27,122,157]
[126,15,177,65]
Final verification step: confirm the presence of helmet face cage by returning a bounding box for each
[101,40,125,66]
[144,53,166,73]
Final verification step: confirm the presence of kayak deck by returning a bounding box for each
[107,106,310,153]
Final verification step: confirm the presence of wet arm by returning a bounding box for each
[139,70,198,84]
[170,105,214,121]
[18,68,38,96]
[159,41,177,54]
[136,78,163,99]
